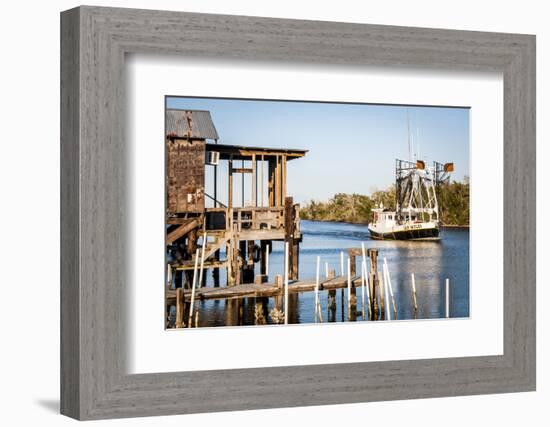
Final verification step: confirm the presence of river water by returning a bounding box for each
[187,220,470,327]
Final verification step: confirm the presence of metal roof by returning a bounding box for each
[166,109,219,140]
[205,143,307,161]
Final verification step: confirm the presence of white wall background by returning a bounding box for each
[0,1,546,425]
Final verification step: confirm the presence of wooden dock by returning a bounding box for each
[166,246,391,328]
[167,275,362,304]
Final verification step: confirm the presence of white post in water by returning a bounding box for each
[265,243,270,277]
[363,260,370,318]
[198,233,208,289]
[361,259,366,319]
[188,248,200,328]
[325,262,329,279]
[445,278,450,318]
[411,273,418,311]
[383,258,397,314]
[340,251,344,277]
[315,256,320,323]
[384,265,392,321]
[361,242,368,316]
[361,242,368,273]
[347,257,351,309]
[284,241,289,325]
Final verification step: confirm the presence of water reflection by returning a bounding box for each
[179,220,469,327]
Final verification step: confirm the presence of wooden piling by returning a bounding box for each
[368,249,379,320]
[255,274,267,284]
[284,241,289,325]
[348,251,357,318]
[254,298,267,325]
[175,287,185,328]
[166,304,172,328]
[445,278,450,318]
[315,256,320,323]
[285,196,299,280]
[327,269,336,321]
[349,252,357,276]
[213,249,220,287]
[274,274,283,311]
[347,257,353,321]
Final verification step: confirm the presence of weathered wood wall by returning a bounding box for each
[166,138,205,214]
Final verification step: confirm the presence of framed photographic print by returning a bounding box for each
[61,6,535,420]
[162,97,468,330]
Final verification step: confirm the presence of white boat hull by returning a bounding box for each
[368,222,440,241]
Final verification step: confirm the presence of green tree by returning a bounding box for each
[301,182,469,226]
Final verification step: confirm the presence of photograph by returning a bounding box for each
[164,97,470,328]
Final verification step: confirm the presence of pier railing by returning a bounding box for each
[205,206,296,234]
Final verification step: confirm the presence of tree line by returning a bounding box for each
[300,181,469,226]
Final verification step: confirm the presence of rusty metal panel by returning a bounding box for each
[166,109,219,140]
[166,138,205,214]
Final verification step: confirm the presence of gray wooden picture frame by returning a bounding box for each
[60,5,536,420]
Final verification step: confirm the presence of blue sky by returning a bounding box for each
[167,97,469,205]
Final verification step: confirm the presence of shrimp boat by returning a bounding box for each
[368,159,454,241]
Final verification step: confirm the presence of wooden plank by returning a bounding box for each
[232,168,253,174]
[166,275,363,303]
[166,217,196,225]
[165,219,199,244]
[174,260,228,271]
[237,229,285,241]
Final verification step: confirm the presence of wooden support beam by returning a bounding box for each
[348,252,357,276]
[260,155,264,207]
[241,160,245,207]
[268,158,275,207]
[274,155,281,207]
[228,157,233,209]
[252,154,257,207]
[175,287,185,328]
[282,155,287,203]
[232,168,253,174]
[214,162,218,207]
[166,219,199,245]
[368,249,379,320]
